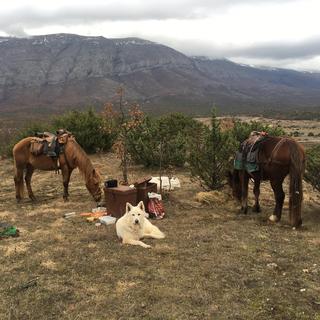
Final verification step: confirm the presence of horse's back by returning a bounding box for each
[258,136,305,182]
[261,136,304,163]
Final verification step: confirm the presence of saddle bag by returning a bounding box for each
[246,149,258,163]
[234,151,243,170]
[30,139,46,156]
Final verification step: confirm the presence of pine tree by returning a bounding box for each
[189,109,237,190]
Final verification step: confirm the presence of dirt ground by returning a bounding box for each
[197,116,320,147]
[1,153,320,320]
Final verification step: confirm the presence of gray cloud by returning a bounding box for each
[1,24,28,38]
[226,38,320,60]
[0,0,295,36]
[2,0,317,71]
[162,36,320,61]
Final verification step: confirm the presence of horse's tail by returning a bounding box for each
[13,146,25,200]
[288,140,304,227]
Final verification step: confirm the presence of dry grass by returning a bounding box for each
[1,153,320,320]
[197,116,320,148]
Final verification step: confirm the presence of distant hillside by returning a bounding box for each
[0,33,320,118]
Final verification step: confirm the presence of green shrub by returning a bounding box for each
[231,120,285,146]
[188,110,237,190]
[6,122,52,157]
[305,145,320,191]
[126,113,202,168]
[53,109,116,153]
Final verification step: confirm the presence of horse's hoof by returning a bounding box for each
[238,207,248,215]
[63,197,69,202]
[292,219,302,229]
[269,215,279,223]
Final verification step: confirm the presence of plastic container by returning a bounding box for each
[104,185,137,218]
[99,216,117,225]
[92,207,107,213]
[104,179,118,188]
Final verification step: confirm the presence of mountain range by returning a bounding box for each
[1,33,320,118]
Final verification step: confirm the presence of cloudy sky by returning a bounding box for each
[1,0,320,71]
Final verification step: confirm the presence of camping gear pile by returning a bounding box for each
[63,176,181,224]
[103,177,167,219]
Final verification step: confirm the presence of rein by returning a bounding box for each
[63,143,72,170]
[59,137,72,170]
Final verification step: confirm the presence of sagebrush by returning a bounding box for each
[126,113,203,168]
[305,145,320,191]
[53,108,116,153]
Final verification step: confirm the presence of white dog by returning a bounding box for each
[116,201,165,248]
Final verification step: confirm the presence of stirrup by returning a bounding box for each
[52,158,60,174]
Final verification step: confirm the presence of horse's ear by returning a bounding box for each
[56,129,66,135]
[126,202,133,213]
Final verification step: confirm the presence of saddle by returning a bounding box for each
[30,129,70,170]
[234,131,268,173]
[30,132,57,157]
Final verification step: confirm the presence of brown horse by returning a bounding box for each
[228,136,305,228]
[13,132,102,203]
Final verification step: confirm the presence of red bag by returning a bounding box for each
[147,198,165,219]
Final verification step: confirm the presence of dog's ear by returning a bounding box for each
[126,202,133,213]
[138,201,145,212]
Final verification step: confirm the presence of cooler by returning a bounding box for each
[104,186,137,218]
[134,177,158,212]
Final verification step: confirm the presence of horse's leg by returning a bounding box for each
[269,178,285,223]
[241,171,249,214]
[14,166,24,203]
[25,164,36,201]
[61,166,73,201]
[253,177,261,213]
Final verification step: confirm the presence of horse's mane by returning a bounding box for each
[67,138,99,181]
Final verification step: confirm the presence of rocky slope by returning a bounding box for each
[0,33,320,117]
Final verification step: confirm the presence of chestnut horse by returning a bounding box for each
[228,137,305,228]
[13,132,102,203]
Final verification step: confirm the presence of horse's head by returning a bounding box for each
[227,170,242,201]
[57,129,73,145]
[86,168,102,202]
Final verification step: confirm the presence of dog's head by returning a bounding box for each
[125,201,146,226]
